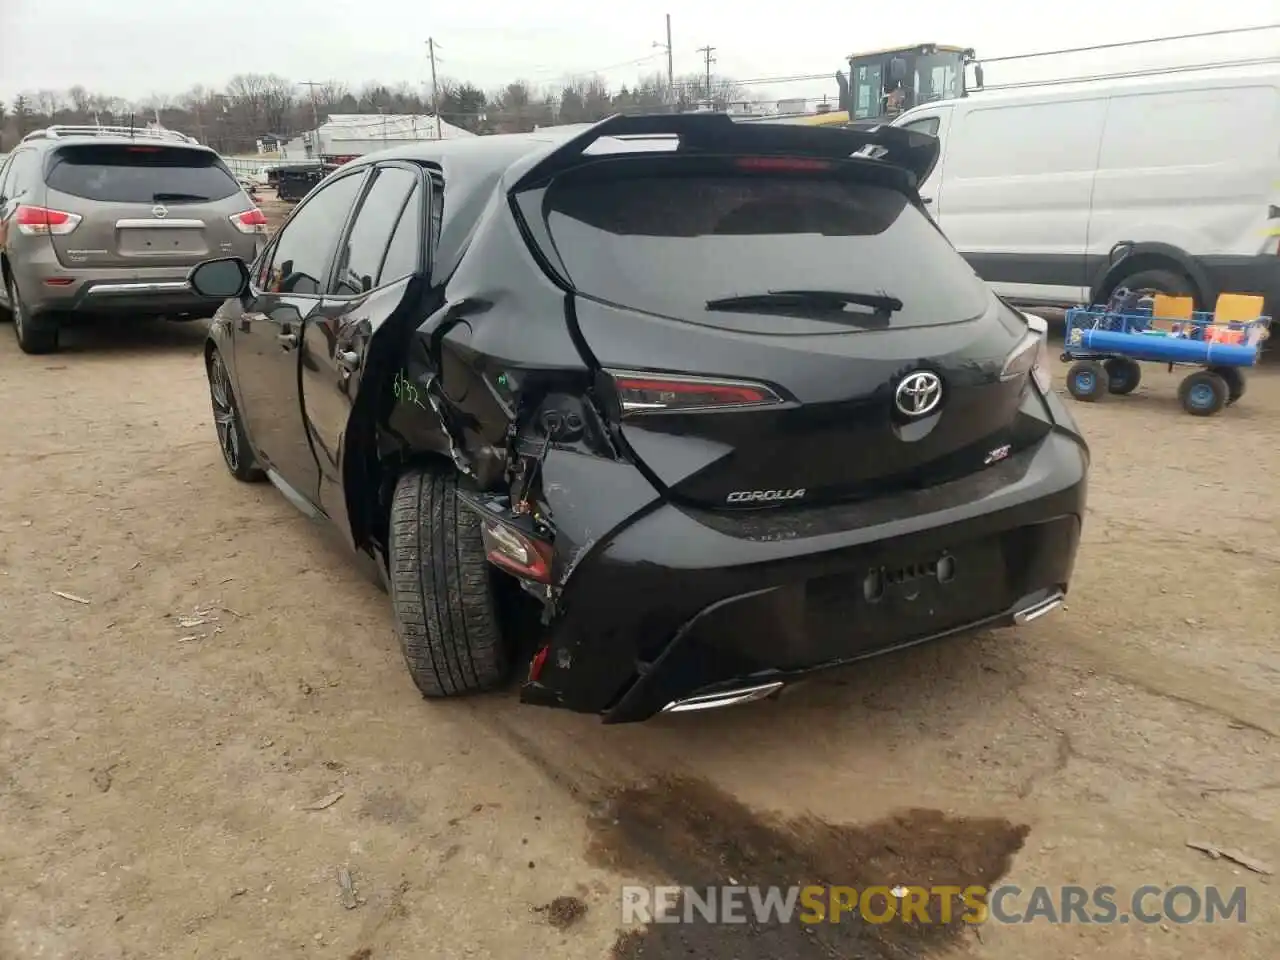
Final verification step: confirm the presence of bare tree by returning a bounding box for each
[261,74,296,133]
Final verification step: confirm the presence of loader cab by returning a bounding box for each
[838,44,976,122]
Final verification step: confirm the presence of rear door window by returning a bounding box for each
[377,181,422,286]
[45,144,241,204]
[329,166,417,296]
[541,174,990,331]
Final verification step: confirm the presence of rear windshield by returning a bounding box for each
[542,175,990,330]
[46,144,241,204]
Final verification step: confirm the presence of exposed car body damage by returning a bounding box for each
[198,113,1087,723]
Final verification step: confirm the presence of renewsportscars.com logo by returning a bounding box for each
[621,884,1249,926]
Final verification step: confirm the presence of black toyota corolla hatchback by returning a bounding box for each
[189,113,1088,723]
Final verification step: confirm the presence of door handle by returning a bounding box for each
[337,349,360,370]
[922,196,934,205]
[277,332,299,349]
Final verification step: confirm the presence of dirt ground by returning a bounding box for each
[1,292,1277,959]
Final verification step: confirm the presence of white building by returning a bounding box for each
[282,114,475,161]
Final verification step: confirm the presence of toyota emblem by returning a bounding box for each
[151,204,169,219]
[894,371,943,417]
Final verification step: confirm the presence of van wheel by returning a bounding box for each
[388,468,510,698]
[1108,268,1197,307]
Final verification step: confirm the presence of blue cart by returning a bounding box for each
[1061,296,1271,417]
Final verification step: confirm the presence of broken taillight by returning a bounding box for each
[15,205,82,237]
[606,369,784,416]
[479,517,554,583]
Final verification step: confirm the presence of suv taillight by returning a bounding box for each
[15,205,82,237]
[229,208,268,235]
[606,369,785,416]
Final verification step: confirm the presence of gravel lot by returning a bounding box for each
[1,260,1276,959]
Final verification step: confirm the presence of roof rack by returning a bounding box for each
[20,124,201,145]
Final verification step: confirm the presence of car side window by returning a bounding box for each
[263,172,365,296]
[0,157,14,200]
[377,181,422,287]
[902,116,940,137]
[1,150,35,199]
[330,166,417,296]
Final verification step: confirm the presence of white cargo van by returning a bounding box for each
[892,63,1280,315]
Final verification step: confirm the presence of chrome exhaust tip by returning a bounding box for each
[1013,590,1065,626]
[661,681,785,715]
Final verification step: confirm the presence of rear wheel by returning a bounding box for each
[1066,360,1108,402]
[1210,366,1246,406]
[7,275,60,354]
[389,468,510,698]
[1178,370,1228,417]
[1105,267,1197,308]
[206,348,266,482]
[1103,357,1142,395]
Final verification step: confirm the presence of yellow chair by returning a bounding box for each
[1212,293,1268,345]
[1150,293,1194,333]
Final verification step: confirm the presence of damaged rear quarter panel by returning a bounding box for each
[388,182,595,488]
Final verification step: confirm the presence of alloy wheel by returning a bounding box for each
[208,354,241,471]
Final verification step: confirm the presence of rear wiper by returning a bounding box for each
[706,289,904,317]
[152,192,209,202]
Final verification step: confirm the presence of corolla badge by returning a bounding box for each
[151,204,169,219]
[726,489,806,504]
[894,371,943,417]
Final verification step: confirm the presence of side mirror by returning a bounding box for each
[974,63,985,89]
[889,57,907,82]
[189,257,250,299]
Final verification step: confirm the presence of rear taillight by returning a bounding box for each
[1004,314,1052,392]
[606,369,785,416]
[229,208,268,235]
[479,518,554,583]
[15,205,82,237]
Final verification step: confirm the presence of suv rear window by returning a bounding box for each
[46,145,241,204]
[541,174,990,330]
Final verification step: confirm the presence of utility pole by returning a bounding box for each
[665,15,674,89]
[298,80,322,132]
[426,38,441,139]
[697,45,716,101]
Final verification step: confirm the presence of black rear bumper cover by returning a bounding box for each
[522,425,1087,723]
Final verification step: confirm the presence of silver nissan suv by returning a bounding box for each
[0,125,266,354]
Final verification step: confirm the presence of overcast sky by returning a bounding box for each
[1,0,1276,104]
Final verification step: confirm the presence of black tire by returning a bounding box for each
[1105,267,1197,307]
[1210,366,1246,406]
[7,275,60,354]
[389,468,510,698]
[1178,370,1228,417]
[206,348,267,482]
[1066,359,1108,402]
[1103,357,1142,395]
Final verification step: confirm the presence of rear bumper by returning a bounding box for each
[521,428,1088,723]
[27,277,224,319]
[13,241,257,319]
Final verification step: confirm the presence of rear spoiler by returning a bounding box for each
[508,112,940,191]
